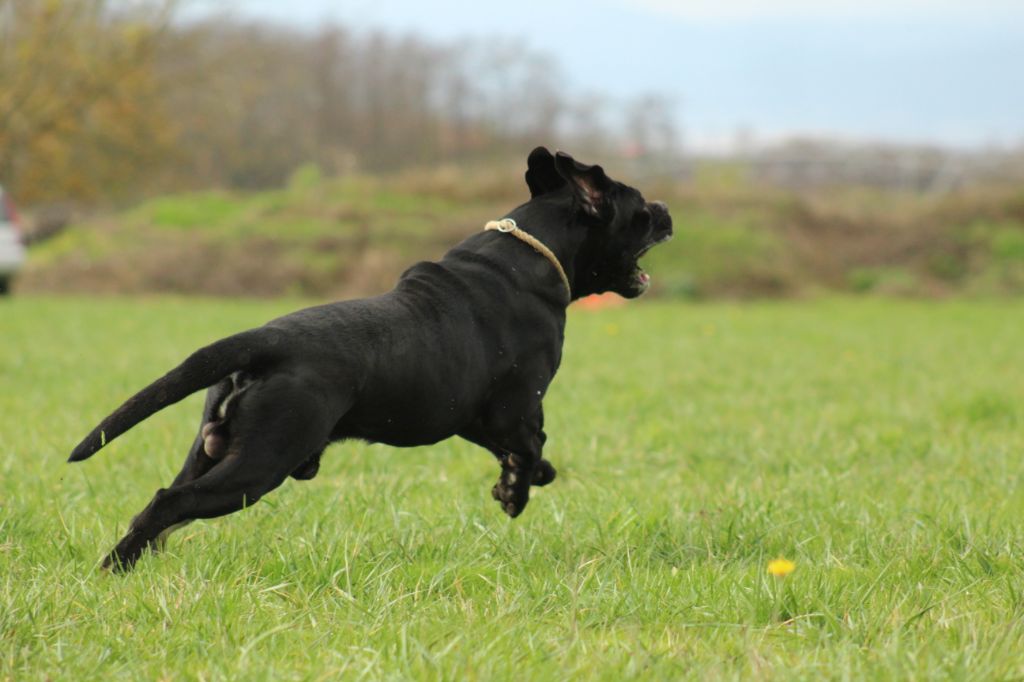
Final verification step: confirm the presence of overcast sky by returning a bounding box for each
[199,0,1024,149]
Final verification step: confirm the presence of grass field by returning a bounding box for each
[21,171,1024,300]
[3,296,1024,679]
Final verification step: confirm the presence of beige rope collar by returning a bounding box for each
[485,218,571,301]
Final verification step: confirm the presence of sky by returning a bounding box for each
[197,0,1024,150]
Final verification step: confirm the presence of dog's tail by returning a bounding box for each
[68,328,281,463]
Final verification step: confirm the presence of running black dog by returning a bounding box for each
[69,148,673,572]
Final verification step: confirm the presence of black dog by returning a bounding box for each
[69,148,673,572]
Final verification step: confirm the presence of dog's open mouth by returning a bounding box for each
[630,266,652,293]
[629,233,673,292]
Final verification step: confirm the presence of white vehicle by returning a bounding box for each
[0,184,26,295]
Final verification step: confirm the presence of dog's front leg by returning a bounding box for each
[502,411,557,488]
[492,452,558,518]
[478,407,552,518]
[461,406,555,479]
[460,364,560,516]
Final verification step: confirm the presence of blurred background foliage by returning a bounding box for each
[3,0,1024,299]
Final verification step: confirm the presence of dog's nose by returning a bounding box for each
[649,201,672,231]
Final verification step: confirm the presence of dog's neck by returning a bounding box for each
[506,195,589,301]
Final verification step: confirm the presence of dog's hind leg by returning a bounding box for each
[289,447,325,480]
[152,380,233,552]
[151,433,204,554]
[102,372,346,572]
[170,380,233,486]
[198,372,252,461]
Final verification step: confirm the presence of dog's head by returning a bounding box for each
[525,147,673,299]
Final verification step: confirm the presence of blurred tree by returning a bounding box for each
[626,94,679,160]
[0,3,678,206]
[0,0,177,204]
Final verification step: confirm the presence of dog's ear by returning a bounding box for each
[525,147,566,198]
[554,151,611,219]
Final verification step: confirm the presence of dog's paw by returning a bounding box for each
[532,459,556,486]
[100,528,158,569]
[491,455,532,518]
[101,532,149,574]
[491,481,528,518]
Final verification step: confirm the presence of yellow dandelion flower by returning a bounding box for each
[767,558,795,577]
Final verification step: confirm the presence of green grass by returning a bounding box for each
[21,171,1024,299]
[21,175,507,297]
[3,297,1024,679]
[640,208,789,297]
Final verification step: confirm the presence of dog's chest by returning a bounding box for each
[332,350,557,447]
